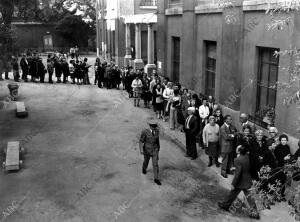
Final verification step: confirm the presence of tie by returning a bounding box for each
[152,130,155,136]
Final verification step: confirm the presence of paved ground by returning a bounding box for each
[0,68,295,222]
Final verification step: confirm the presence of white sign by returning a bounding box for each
[157,61,162,69]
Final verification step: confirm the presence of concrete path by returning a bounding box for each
[0,75,295,222]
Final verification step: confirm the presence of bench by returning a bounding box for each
[16,102,28,118]
[3,141,24,171]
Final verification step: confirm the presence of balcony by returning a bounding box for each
[139,0,157,9]
[166,0,183,15]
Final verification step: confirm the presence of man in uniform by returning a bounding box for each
[139,118,161,185]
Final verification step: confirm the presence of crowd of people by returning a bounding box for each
[122,68,300,219]
[1,52,300,219]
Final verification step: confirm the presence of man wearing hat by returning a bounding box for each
[139,118,161,185]
[184,107,199,160]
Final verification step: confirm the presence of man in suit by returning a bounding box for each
[20,54,29,82]
[220,115,237,178]
[184,107,199,160]
[139,118,161,185]
[218,145,260,219]
[240,113,256,135]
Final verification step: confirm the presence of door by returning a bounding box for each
[43,35,53,50]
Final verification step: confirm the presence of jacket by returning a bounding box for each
[140,128,160,156]
[220,123,237,153]
[232,154,252,189]
[184,115,199,136]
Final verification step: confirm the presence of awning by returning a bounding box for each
[123,13,157,24]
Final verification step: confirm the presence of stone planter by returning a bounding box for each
[7,83,19,101]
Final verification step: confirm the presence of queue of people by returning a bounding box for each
[121,69,300,219]
[0,51,95,85]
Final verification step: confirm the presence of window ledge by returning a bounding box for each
[243,0,288,11]
[165,7,183,16]
[195,4,223,14]
[140,6,157,10]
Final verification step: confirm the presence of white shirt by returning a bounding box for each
[131,79,143,89]
[199,105,210,120]
[163,88,174,100]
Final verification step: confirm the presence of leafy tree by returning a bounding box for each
[55,14,94,46]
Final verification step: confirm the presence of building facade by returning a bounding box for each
[96,0,158,73]
[156,0,299,149]
[12,22,72,52]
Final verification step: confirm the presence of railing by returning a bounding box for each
[248,115,269,129]
[140,0,157,7]
[168,0,183,8]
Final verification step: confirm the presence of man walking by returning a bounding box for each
[220,115,237,178]
[139,118,161,186]
[184,107,199,160]
[218,145,260,219]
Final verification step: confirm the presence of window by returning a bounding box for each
[172,37,180,82]
[205,41,217,98]
[168,0,182,8]
[254,47,279,125]
[140,0,157,7]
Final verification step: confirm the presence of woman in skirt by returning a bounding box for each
[202,116,220,167]
[155,83,164,119]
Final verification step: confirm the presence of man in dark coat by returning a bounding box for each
[54,58,62,83]
[139,118,161,185]
[61,58,70,83]
[218,145,260,219]
[220,115,237,178]
[20,54,29,82]
[184,107,199,160]
[28,55,37,82]
[36,58,46,83]
[98,63,105,88]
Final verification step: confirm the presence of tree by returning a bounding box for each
[55,14,94,46]
[0,0,15,73]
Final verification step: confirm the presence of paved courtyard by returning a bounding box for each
[0,72,294,222]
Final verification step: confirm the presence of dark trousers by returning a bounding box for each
[48,73,53,83]
[21,69,28,80]
[5,70,9,79]
[221,188,257,211]
[40,74,45,83]
[63,74,68,83]
[94,73,99,85]
[185,132,198,158]
[143,154,159,180]
[221,151,234,174]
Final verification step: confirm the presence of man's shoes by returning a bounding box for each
[208,161,213,167]
[221,172,228,178]
[216,163,220,168]
[249,211,260,220]
[218,202,229,211]
[154,179,161,185]
[142,169,147,175]
[191,157,197,160]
